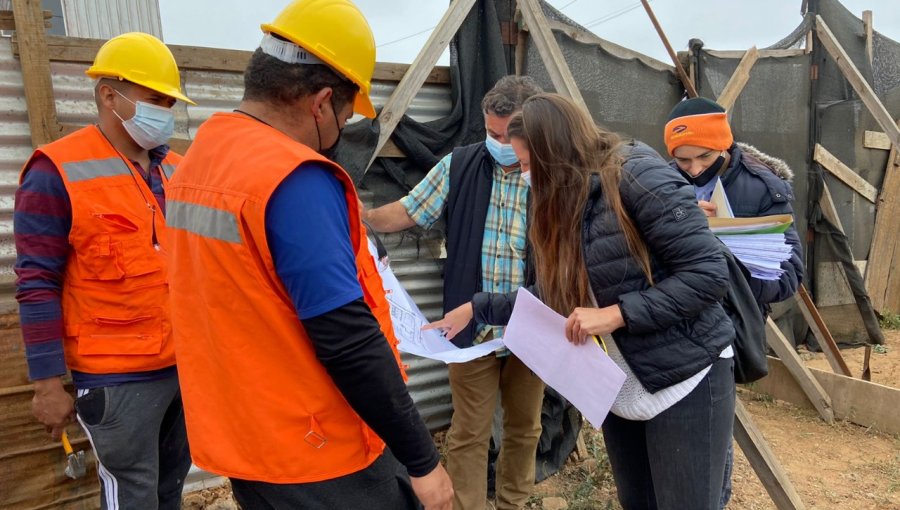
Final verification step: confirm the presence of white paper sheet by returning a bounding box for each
[710,179,734,218]
[369,240,505,363]
[502,288,626,429]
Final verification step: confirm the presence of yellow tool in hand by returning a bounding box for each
[61,429,86,479]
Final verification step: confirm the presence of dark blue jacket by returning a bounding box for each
[473,142,733,393]
[670,143,804,314]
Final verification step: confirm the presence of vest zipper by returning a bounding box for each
[150,204,160,251]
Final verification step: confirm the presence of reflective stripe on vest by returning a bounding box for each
[63,157,132,182]
[162,163,176,180]
[24,125,181,375]
[167,200,242,244]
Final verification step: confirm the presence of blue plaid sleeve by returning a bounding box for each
[400,153,452,229]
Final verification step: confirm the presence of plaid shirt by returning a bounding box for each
[401,153,529,349]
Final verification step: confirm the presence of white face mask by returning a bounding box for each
[113,89,175,150]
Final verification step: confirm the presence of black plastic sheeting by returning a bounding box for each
[692,0,900,346]
[335,0,509,203]
[807,0,897,345]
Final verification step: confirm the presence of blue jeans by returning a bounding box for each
[720,441,734,509]
[602,357,735,510]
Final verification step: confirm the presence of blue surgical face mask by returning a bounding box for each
[484,134,519,166]
[113,89,176,150]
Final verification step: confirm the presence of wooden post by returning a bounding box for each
[640,0,698,98]
[717,46,759,111]
[11,0,60,148]
[734,400,807,510]
[816,15,900,148]
[753,356,900,435]
[813,144,878,203]
[794,287,852,377]
[515,17,527,76]
[517,0,588,112]
[818,179,845,233]
[862,11,873,67]
[765,318,835,423]
[364,0,477,172]
[865,122,900,313]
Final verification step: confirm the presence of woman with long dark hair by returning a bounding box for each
[429,93,736,509]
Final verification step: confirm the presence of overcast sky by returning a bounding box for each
[159,0,900,65]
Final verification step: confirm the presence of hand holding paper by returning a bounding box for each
[503,288,626,429]
[422,302,474,341]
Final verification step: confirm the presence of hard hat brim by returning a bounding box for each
[86,69,197,106]
[355,91,376,119]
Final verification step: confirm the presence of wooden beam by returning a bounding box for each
[750,356,900,435]
[819,180,845,233]
[703,49,806,59]
[13,35,452,84]
[816,16,900,149]
[734,400,807,510]
[518,0,589,111]
[863,130,891,150]
[11,0,60,148]
[865,138,900,312]
[765,318,834,423]
[813,143,878,203]
[0,9,51,30]
[639,0,698,98]
[794,286,852,376]
[58,122,407,159]
[717,46,759,111]
[862,10,873,66]
[364,0,476,172]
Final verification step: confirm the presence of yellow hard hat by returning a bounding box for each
[261,0,376,118]
[86,32,195,105]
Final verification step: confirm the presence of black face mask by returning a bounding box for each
[316,98,344,161]
[689,154,727,187]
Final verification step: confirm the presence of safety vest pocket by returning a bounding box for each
[76,314,163,356]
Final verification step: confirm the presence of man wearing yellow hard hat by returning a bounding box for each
[14,32,194,509]
[166,0,453,508]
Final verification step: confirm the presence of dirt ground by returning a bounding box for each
[527,329,900,510]
[184,330,900,510]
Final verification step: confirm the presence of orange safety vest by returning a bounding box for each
[166,112,405,483]
[21,125,180,375]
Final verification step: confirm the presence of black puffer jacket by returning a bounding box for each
[473,142,733,393]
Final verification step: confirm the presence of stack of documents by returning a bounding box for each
[707,214,794,280]
[706,179,794,281]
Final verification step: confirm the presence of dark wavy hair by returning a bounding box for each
[507,93,653,315]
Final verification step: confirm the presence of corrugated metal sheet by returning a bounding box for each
[0,38,32,313]
[0,36,454,430]
[60,0,163,39]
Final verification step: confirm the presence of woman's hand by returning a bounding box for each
[423,302,474,340]
[565,305,625,344]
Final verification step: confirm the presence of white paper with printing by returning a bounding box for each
[368,239,505,363]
